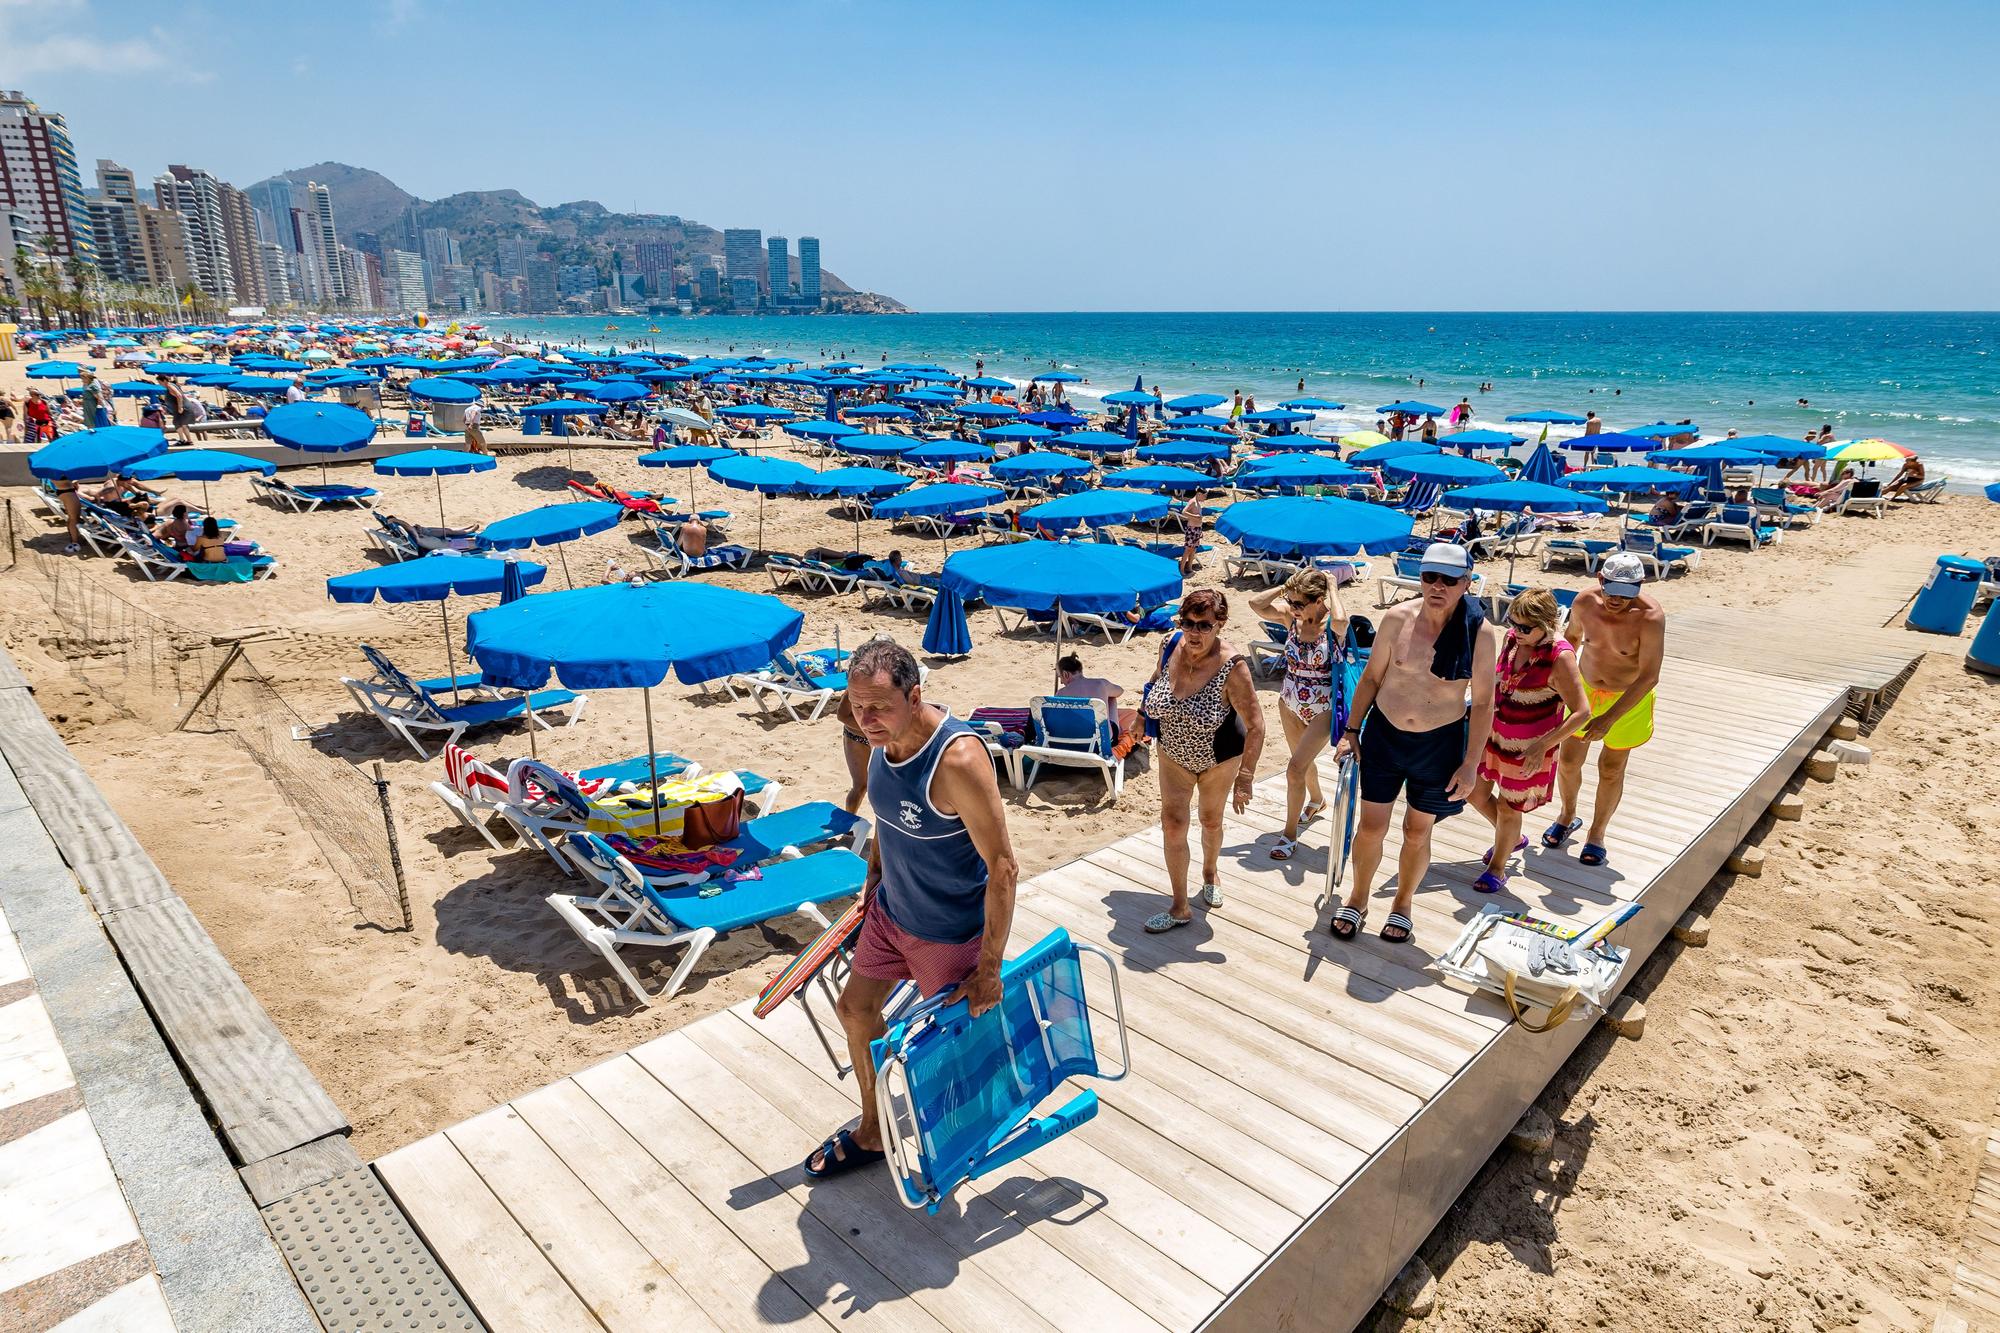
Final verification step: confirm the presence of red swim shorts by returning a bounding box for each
[851,906,983,998]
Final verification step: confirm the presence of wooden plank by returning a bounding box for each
[508,1078,835,1331]
[746,997,1250,1327]
[238,1134,361,1207]
[571,1054,941,1332]
[444,1104,724,1332]
[631,1032,1070,1333]
[375,1132,607,1333]
[100,899,346,1166]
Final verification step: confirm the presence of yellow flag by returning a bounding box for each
[181,292,193,306]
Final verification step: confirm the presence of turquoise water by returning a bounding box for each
[487,312,2000,485]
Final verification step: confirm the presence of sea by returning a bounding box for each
[485,312,2000,486]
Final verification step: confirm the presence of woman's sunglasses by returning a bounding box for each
[1180,618,1217,632]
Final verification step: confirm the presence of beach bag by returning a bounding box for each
[1139,631,1182,739]
[679,787,744,850]
[1437,905,1638,1032]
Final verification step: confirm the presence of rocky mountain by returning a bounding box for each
[248,163,904,310]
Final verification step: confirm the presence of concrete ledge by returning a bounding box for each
[0,727,316,1333]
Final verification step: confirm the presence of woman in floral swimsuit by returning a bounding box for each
[1467,588,1592,893]
[1248,568,1349,861]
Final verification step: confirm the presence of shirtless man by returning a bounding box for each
[1545,553,1664,868]
[677,516,709,557]
[1329,543,1498,945]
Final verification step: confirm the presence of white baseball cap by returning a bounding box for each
[1417,542,1473,579]
[1599,552,1646,597]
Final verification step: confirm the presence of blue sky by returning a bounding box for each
[5,0,1996,311]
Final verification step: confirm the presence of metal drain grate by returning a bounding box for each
[265,1167,483,1332]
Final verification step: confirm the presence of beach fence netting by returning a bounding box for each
[3,534,412,929]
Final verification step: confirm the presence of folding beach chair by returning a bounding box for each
[1618,529,1700,579]
[499,755,745,871]
[549,831,869,1005]
[1016,696,1124,799]
[731,650,850,723]
[1704,503,1783,549]
[1836,479,1888,519]
[1539,536,1619,572]
[644,520,752,578]
[870,926,1129,1213]
[354,643,490,701]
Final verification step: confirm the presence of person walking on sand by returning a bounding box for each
[1177,491,1206,575]
[461,398,490,456]
[805,640,1018,1183]
[1583,411,1603,436]
[1249,568,1349,862]
[1544,554,1664,868]
[1329,543,1497,944]
[1139,589,1265,932]
[1467,589,1592,894]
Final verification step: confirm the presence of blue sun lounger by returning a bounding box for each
[870,926,1129,1213]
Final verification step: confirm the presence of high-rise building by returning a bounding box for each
[259,241,292,306]
[87,160,146,285]
[496,238,531,280]
[387,249,428,312]
[247,177,294,246]
[766,236,789,306]
[307,181,344,303]
[349,229,382,260]
[524,256,558,311]
[697,265,721,302]
[439,264,477,313]
[798,236,821,309]
[557,263,597,298]
[722,228,762,292]
[154,165,233,301]
[0,91,93,262]
[217,182,266,305]
[419,227,459,291]
[729,275,758,312]
[634,238,673,298]
[134,203,192,294]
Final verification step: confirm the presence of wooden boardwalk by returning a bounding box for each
[1934,1093,2000,1332]
[379,647,1865,1332]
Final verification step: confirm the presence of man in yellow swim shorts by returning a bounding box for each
[1545,554,1665,868]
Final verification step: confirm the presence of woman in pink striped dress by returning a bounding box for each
[1468,589,1592,894]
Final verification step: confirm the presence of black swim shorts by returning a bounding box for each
[1358,710,1469,818]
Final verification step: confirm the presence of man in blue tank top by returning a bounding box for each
[804,639,1019,1182]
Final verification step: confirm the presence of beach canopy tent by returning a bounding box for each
[1054,430,1135,455]
[905,440,995,468]
[1103,465,1216,493]
[1376,400,1447,417]
[993,451,1096,482]
[940,539,1183,686]
[1234,456,1368,490]
[29,427,169,480]
[1504,410,1587,425]
[1217,495,1415,557]
[468,580,805,829]
[1020,488,1169,533]
[1278,397,1347,411]
[1164,393,1228,413]
[1380,453,1505,486]
[374,446,499,523]
[1137,439,1230,464]
[328,553,547,701]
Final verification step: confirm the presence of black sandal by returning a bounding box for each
[1328,904,1365,939]
[803,1128,884,1180]
[1379,912,1414,944]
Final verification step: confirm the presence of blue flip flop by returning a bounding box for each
[1579,843,1609,867]
[1542,817,1582,850]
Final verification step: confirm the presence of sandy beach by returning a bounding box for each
[2,353,1995,1328]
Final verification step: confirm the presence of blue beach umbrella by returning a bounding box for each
[328,553,550,702]
[1381,453,1505,486]
[1033,371,1083,384]
[1163,425,1239,443]
[127,445,273,511]
[1054,429,1134,455]
[262,402,377,493]
[1279,397,1347,411]
[1021,409,1087,429]
[1248,432,1340,452]
[229,376,296,397]
[584,381,650,404]
[1645,443,1775,467]
[374,446,498,524]
[1377,400,1447,417]
[25,361,83,380]
[1564,465,1702,493]
[478,500,624,585]
[941,540,1182,685]
[1137,439,1230,465]
[834,436,918,461]
[1165,414,1233,428]
[992,451,1095,483]
[1242,408,1315,427]
[637,441,738,504]
[111,380,167,398]
[980,422,1056,445]
[1104,465,1217,494]
[1437,429,1526,454]
[1102,389,1157,407]
[955,402,1019,421]
[709,454,817,552]
[29,425,169,480]
[1020,488,1169,533]
[896,390,960,407]
[873,482,1004,520]
[1505,410,1587,425]
[809,465,913,543]
[922,584,974,657]
[1518,441,1564,485]
[905,440,995,469]
[1217,495,1414,558]
[785,420,862,443]
[1726,434,1827,459]
[1165,393,1227,413]
[468,580,806,825]
[1565,431,1662,454]
[1442,479,1609,578]
[716,403,796,424]
[1624,422,1700,440]
[1235,456,1367,491]
[965,376,1015,392]
[145,362,201,377]
[846,403,919,421]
